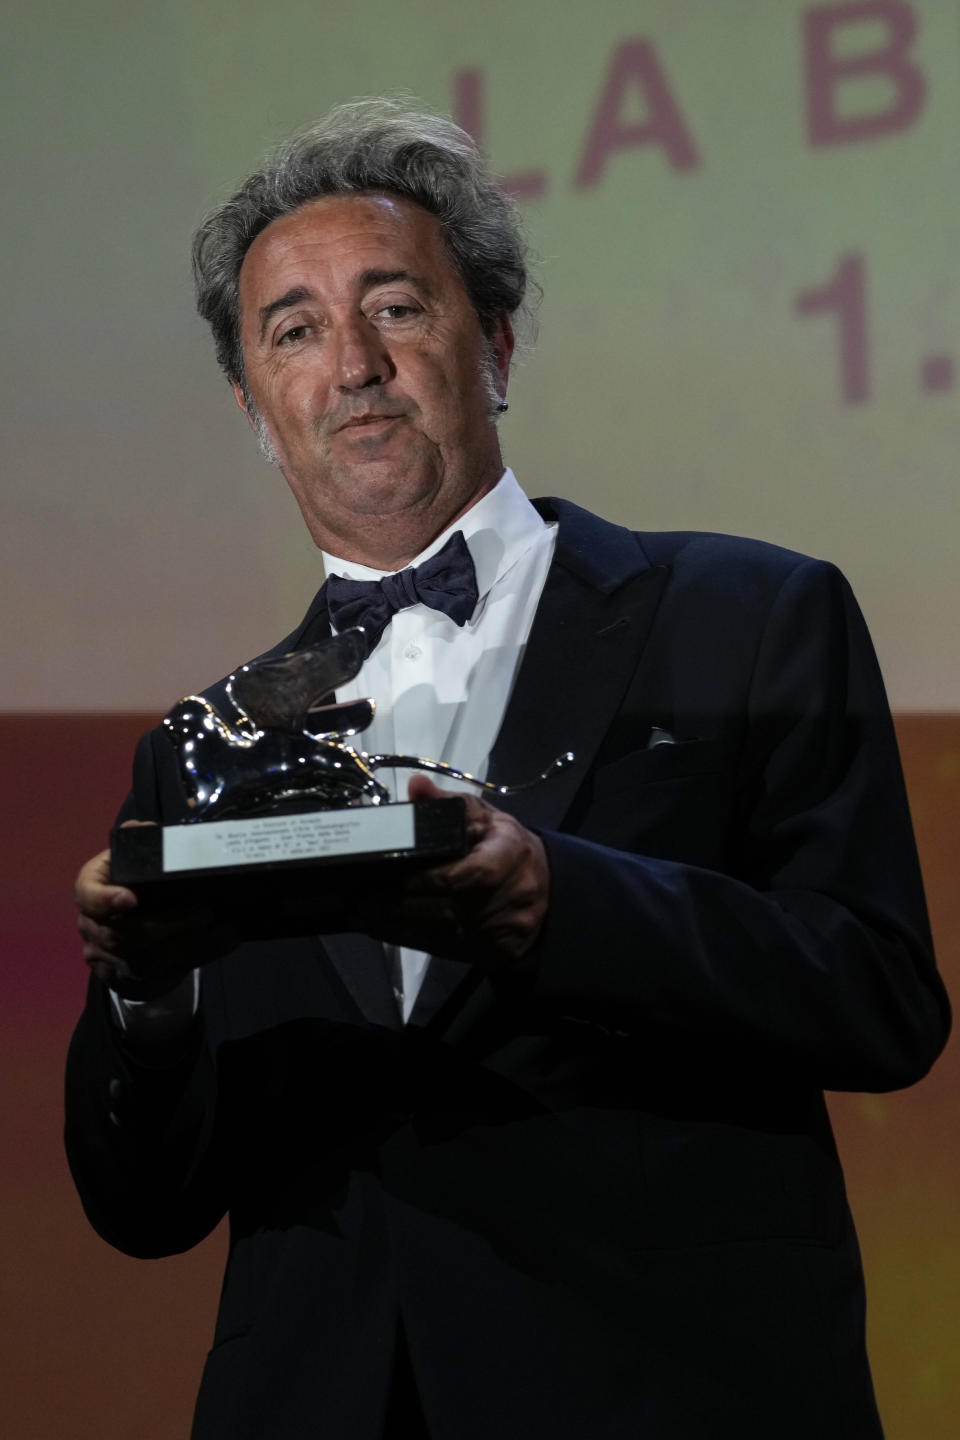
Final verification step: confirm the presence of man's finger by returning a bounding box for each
[407,774,450,803]
[406,774,491,831]
[74,849,138,920]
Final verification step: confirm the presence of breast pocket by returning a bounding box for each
[579,739,730,866]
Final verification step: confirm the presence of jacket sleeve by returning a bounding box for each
[532,557,950,1092]
[64,976,227,1257]
[64,729,228,1258]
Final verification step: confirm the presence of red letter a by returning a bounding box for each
[804,2,926,145]
[575,39,700,188]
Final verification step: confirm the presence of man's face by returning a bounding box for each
[234,193,513,567]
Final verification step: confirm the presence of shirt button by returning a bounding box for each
[403,643,422,661]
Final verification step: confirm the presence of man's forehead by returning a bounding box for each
[239,192,449,299]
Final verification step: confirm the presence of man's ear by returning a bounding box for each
[492,314,515,391]
[231,379,257,431]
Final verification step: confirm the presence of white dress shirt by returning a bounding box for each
[324,469,556,1018]
[113,470,555,1033]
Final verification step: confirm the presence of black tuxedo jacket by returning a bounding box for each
[66,500,950,1440]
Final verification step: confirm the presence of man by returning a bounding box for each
[67,100,950,1439]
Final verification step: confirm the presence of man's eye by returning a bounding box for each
[376,304,418,320]
[278,325,308,345]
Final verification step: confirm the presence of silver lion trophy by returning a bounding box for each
[111,629,572,936]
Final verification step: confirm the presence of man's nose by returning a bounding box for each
[331,316,393,390]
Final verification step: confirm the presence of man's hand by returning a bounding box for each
[363,776,550,969]
[75,822,240,999]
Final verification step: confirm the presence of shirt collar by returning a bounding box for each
[321,470,550,604]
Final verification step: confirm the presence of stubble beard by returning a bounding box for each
[242,382,282,467]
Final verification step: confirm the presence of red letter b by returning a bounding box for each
[804,1,926,146]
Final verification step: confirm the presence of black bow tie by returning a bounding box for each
[325,530,479,656]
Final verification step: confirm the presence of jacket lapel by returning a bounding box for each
[412,499,669,1029]
[488,499,667,829]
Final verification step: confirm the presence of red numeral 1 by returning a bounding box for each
[795,253,869,404]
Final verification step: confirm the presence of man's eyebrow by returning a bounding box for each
[257,286,313,342]
[359,268,425,291]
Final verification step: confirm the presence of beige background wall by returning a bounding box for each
[3,0,960,710]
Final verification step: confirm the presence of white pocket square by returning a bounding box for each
[647,726,677,748]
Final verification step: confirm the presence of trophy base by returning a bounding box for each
[110,799,467,936]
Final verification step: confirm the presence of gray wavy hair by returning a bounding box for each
[192,98,529,390]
